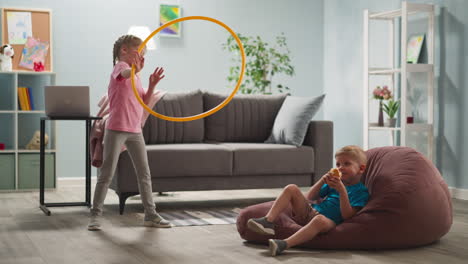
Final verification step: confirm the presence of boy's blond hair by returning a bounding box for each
[335,145,367,165]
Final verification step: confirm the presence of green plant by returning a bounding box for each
[383,99,400,119]
[222,33,295,94]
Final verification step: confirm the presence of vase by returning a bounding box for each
[378,101,384,126]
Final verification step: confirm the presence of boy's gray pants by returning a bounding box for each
[91,129,156,216]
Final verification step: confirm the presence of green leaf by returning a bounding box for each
[224,33,294,94]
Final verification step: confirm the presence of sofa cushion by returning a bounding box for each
[203,92,286,142]
[266,94,325,146]
[143,90,204,144]
[219,143,314,175]
[128,144,233,177]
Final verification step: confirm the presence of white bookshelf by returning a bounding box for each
[0,71,57,191]
[363,1,435,160]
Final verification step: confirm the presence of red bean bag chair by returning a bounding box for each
[237,146,452,249]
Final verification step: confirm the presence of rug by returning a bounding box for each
[134,208,241,227]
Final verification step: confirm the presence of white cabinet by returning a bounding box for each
[0,72,56,191]
[363,1,435,160]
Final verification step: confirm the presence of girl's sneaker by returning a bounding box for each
[88,214,102,231]
[144,213,172,228]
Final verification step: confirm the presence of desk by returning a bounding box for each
[39,116,101,215]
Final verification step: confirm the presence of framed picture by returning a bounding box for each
[159,4,182,37]
[407,34,425,64]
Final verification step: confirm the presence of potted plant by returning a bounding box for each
[223,33,294,94]
[372,85,392,126]
[383,99,400,127]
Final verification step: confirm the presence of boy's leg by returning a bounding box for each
[89,130,127,230]
[284,214,335,248]
[266,184,311,222]
[124,132,171,228]
[248,184,311,235]
[268,214,335,256]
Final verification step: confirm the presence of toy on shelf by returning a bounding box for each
[0,44,15,71]
[33,61,45,72]
[26,130,49,150]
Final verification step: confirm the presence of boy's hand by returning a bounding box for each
[149,67,165,90]
[324,174,345,193]
[321,173,331,185]
[132,51,145,73]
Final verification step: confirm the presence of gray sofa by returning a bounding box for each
[109,91,333,214]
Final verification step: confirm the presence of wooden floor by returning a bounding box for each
[1,180,467,264]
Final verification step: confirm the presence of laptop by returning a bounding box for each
[44,86,90,117]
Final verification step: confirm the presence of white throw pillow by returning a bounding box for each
[265,94,325,146]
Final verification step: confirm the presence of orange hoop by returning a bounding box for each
[131,16,245,122]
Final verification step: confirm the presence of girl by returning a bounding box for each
[88,35,171,230]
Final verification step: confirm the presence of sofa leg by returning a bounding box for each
[118,192,139,215]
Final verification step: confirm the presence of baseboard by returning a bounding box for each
[449,187,468,200]
[58,177,97,186]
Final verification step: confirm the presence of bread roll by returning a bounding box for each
[329,168,342,178]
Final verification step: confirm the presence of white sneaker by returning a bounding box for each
[144,213,172,228]
[88,214,102,231]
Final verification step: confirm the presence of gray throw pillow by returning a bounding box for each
[143,90,204,144]
[265,94,325,146]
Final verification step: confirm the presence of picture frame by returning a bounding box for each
[407,34,425,64]
[159,4,182,37]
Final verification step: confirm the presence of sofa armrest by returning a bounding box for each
[302,120,333,183]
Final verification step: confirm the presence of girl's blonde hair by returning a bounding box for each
[335,145,367,165]
[112,35,142,66]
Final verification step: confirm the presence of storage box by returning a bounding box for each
[0,154,15,190]
[18,153,55,189]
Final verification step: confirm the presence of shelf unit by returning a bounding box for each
[0,71,56,191]
[363,1,434,160]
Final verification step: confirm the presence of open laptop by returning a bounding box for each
[44,86,90,117]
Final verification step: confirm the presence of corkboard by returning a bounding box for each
[1,8,52,72]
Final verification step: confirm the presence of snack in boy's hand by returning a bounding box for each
[329,168,342,179]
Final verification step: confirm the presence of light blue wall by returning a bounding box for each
[1,0,324,178]
[323,0,468,189]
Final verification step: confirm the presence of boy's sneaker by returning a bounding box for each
[247,217,275,235]
[144,213,172,228]
[88,214,101,231]
[269,239,288,256]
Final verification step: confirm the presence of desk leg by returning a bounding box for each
[86,120,91,207]
[39,119,51,216]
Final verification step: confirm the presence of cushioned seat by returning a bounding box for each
[119,144,233,178]
[237,146,452,249]
[110,91,334,215]
[219,143,314,175]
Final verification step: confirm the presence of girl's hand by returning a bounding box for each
[132,51,145,73]
[149,67,165,90]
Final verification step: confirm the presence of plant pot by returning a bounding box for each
[387,118,397,127]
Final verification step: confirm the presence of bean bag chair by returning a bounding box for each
[237,146,452,249]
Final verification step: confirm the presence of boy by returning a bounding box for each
[247,145,369,256]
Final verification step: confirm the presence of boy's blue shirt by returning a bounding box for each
[311,182,369,225]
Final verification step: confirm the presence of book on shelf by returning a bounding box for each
[407,34,425,64]
[17,87,34,110]
[28,88,35,110]
[24,88,31,110]
[18,87,26,110]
